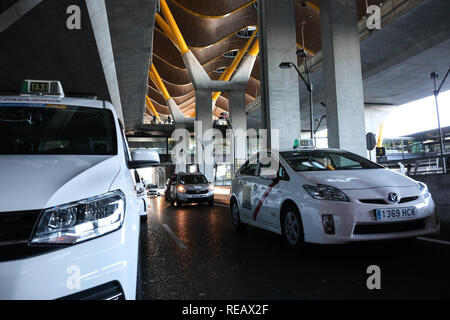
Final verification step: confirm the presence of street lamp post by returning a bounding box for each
[431,67,450,174]
[279,53,314,142]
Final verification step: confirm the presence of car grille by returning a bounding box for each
[0,209,60,262]
[359,196,419,205]
[398,196,419,204]
[353,219,426,235]
[186,189,208,195]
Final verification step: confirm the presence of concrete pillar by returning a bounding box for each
[229,89,247,171]
[174,123,188,173]
[320,0,367,157]
[195,89,214,182]
[259,0,301,150]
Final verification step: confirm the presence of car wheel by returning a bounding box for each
[230,199,247,231]
[208,199,214,206]
[281,204,304,249]
[175,197,182,207]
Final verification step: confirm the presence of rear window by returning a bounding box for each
[178,174,208,184]
[0,105,117,155]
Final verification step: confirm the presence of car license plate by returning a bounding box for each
[375,207,416,221]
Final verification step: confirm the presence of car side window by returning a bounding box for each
[257,152,276,177]
[278,165,290,181]
[243,163,258,176]
[237,161,249,176]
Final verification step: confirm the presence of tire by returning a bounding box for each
[230,199,247,231]
[281,204,305,249]
[208,199,214,206]
[175,197,182,207]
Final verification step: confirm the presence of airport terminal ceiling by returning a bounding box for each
[148,0,383,119]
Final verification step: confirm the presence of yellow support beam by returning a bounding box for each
[305,1,320,12]
[377,123,384,147]
[160,0,189,54]
[248,38,259,57]
[296,43,315,56]
[212,30,258,101]
[145,95,161,123]
[155,13,180,51]
[149,65,171,101]
[148,69,162,93]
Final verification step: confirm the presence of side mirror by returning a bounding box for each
[128,148,160,169]
[260,167,277,180]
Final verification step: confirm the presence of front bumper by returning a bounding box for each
[0,223,137,300]
[300,188,440,244]
[177,191,214,203]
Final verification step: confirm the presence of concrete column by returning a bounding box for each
[195,89,214,182]
[259,0,301,150]
[174,123,188,173]
[229,89,247,171]
[320,0,367,157]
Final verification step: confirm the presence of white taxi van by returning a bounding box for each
[0,80,159,299]
[230,148,440,247]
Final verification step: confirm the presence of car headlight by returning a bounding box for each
[303,184,350,202]
[177,185,186,193]
[416,181,430,198]
[208,184,214,191]
[30,190,125,245]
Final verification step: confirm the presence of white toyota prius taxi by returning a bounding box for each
[230,149,440,247]
[0,80,159,299]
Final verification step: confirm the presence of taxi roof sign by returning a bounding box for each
[293,139,314,149]
[20,80,64,97]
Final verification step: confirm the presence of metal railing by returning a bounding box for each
[382,154,449,175]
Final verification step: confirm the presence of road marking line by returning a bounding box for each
[417,237,450,246]
[162,224,187,249]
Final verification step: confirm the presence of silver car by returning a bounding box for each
[169,172,214,207]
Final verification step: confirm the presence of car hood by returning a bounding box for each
[0,155,121,212]
[297,169,417,190]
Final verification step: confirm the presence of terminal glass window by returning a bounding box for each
[0,105,117,155]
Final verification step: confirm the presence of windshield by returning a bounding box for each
[280,150,382,171]
[179,175,208,184]
[0,105,117,155]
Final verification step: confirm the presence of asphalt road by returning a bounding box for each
[140,197,450,300]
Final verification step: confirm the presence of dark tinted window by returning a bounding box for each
[178,174,208,184]
[0,105,117,155]
[243,163,258,176]
[280,150,382,171]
